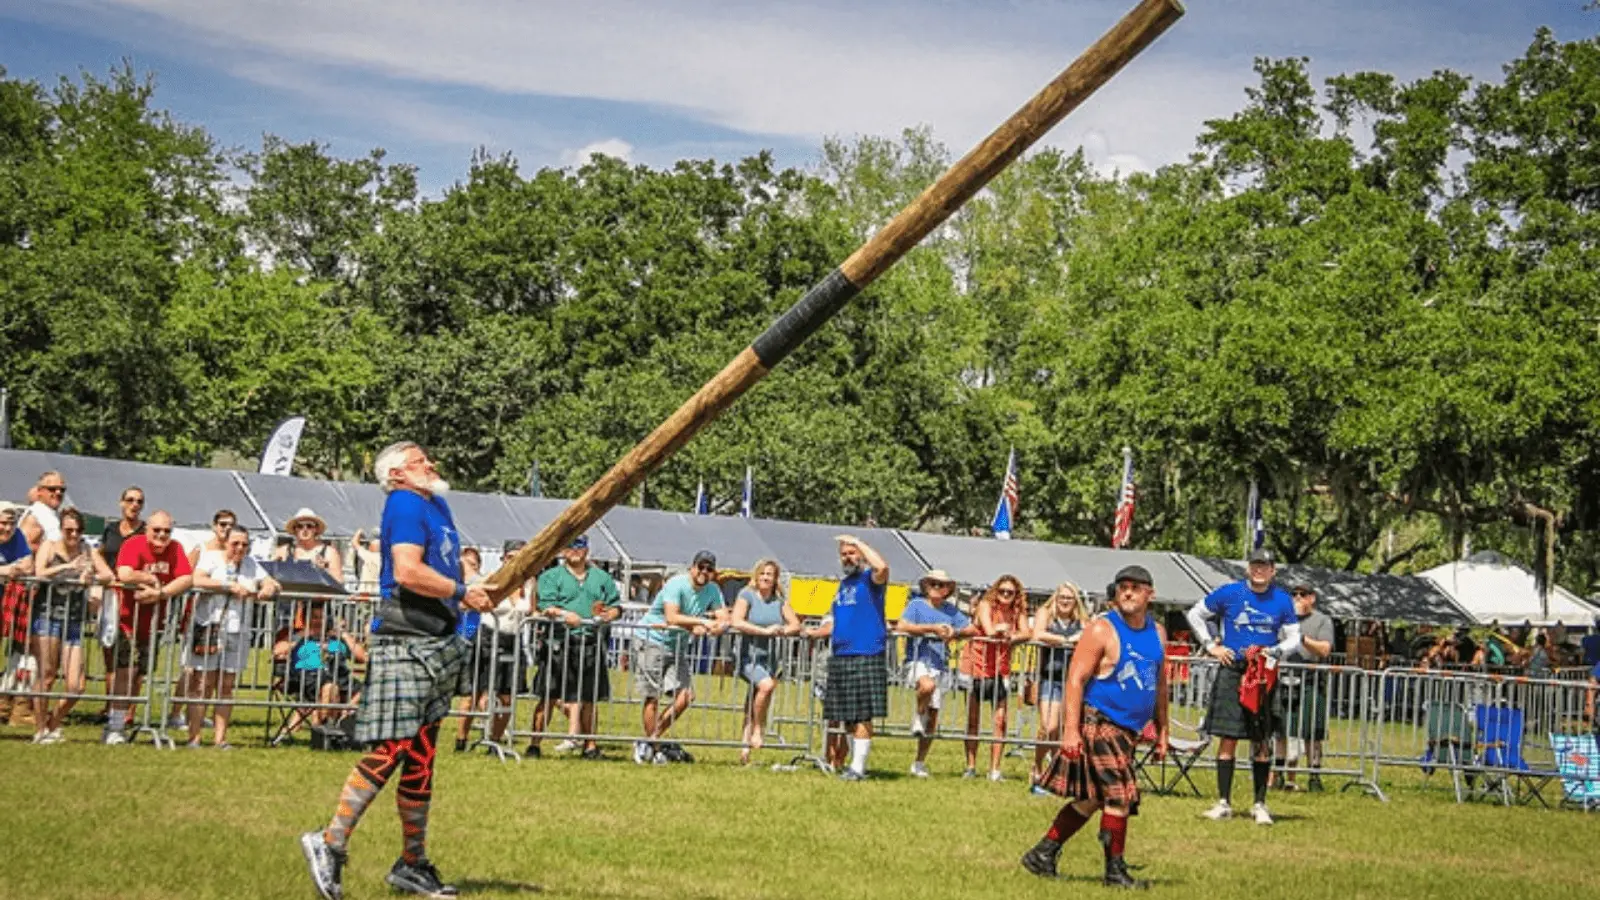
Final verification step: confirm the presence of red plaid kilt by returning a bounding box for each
[1040,708,1142,815]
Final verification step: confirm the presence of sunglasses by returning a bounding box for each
[996,588,1017,597]
[41,486,65,494]
[215,521,236,529]
[295,523,319,531]
[123,497,144,505]
[149,528,172,536]
[694,562,716,572]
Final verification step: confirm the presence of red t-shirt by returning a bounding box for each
[116,535,193,638]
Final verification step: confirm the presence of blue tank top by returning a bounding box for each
[1083,609,1163,733]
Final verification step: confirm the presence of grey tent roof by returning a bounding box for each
[598,507,775,570]
[1189,557,1474,626]
[896,532,1214,605]
[746,518,926,580]
[0,449,268,530]
[238,472,387,537]
[502,497,621,560]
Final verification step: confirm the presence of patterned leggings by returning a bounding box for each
[323,721,440,863]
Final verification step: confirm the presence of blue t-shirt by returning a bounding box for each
[1203,581,1296,654]
[0,530,30,564]
[831,569,887,657]
[374,489,463,637]
[899,594,970,671]
[1582,634,1600,667]
[292,638,352,672]
[639,573,724,653]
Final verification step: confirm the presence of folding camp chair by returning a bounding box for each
[1549,733,1600,811]
[1473,705,1556,808]
[1420,697,1475,803]
[1135,721,1210,797]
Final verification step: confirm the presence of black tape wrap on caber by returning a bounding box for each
[749,268,862,369]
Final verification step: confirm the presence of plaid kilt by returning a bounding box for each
[1041,709,1142,814]
[1205,662,1273,741]
[353,635,471,745]
[822,652,888,724]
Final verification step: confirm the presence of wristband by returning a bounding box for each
[451,582,467,604]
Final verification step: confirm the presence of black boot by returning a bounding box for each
[1019,838,1061,878]
[1102,856,1148,890]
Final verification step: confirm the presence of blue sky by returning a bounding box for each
[1,1,1593,194]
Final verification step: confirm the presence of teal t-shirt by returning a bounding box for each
[639,572,724,652]
[535,564,620,637]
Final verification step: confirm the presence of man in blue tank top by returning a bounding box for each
[1185,547,1302,826]
[1022,565,1167,889]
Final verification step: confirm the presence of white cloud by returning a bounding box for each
[36,0,1573,173]
[563,138,634,166]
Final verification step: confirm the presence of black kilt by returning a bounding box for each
[1205,662,1274,741]
[529,637,611,704]
[822,652,888,724]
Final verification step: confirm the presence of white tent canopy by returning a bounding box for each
[1420,560,1600,627]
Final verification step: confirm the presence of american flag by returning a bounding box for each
[991,448,1019,540]
[1111,446,1136,549]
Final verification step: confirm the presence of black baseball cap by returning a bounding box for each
[692,549,717,568]
[1247,547,1275,565]
[1113,564,1153,587]
[1290,582,1315,595]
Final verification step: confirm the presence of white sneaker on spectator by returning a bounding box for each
[632,742,651,765]
[1251,802,1274,826]
[988,770,1005,783]
[30,731,46,744]
[909,761,929,778]
[651,750,670,766]
[1202,800,1233,820]
[166,713,186,729]
[553,739,580,754]
[41,729,64,745]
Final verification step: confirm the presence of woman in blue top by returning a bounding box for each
[275,602,368,728]
[1030,582,1088,793]
[730,558,801,764]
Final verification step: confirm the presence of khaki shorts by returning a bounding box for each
[634,641,693,700]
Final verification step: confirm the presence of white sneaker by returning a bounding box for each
[30,732,45,744]
[909,761,930,778]
[961,767,978,779]
[988,769,1005,783]
[632,742,651,765]
[553,740,580,754]
[104,731,128,746]
[41,729,64,745]
[1251,802,1274,826]
[910,711,927,737]
[1202,800,1233,820]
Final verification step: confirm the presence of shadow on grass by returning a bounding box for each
[1038,872,1188,889]
[457,878,545,895]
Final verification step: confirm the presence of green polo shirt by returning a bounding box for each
[535,563,620,637]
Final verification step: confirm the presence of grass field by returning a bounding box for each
[6,718,1597,900]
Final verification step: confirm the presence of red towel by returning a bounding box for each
[1239,646,1279,713]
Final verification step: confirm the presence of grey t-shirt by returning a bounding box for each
[1295,610,1335,661]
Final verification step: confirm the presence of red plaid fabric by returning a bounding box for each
[1,581,31,644]
[1040,708,1142,815]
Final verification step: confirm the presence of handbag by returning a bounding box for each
[191,622,222,656]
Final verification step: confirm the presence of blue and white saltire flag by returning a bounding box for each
[740,466,754,519]
[694,480,710,515]
[991,447,1019,540]
[1246,477,1265,552]
[257,415,306,476]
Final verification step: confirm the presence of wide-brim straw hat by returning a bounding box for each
[919,568,957,590]
[284,507,327,536]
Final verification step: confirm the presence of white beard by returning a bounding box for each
[428,478,451,496]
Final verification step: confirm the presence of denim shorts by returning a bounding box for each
[30,616,83,645]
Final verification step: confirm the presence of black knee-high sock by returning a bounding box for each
[1253,759,1271,805]
[1216,757,1235,803]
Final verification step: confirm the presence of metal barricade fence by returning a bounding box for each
[1372,667,1595,806]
